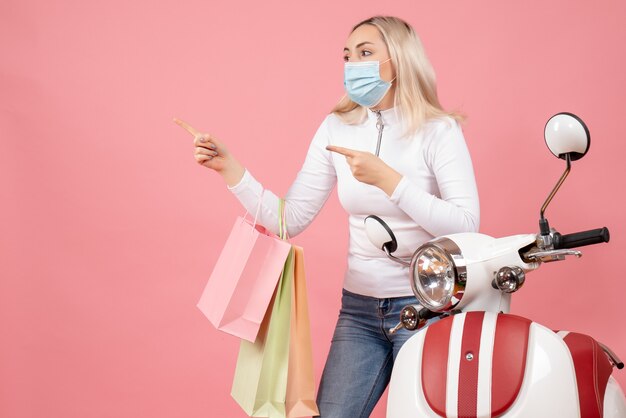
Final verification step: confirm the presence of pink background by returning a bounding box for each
[2,0,625,417]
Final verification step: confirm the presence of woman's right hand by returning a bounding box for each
[174,118,245,187]
[194,133,246,187]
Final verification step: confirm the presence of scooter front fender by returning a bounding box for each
[387,311,624,417]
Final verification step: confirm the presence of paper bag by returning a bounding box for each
[231,248,295,417]
[197,216,291,342]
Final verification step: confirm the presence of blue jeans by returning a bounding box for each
[315,289,426,418]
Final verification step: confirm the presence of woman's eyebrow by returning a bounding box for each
[343,41,375,52]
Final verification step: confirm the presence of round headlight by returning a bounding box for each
[409,238,466,312]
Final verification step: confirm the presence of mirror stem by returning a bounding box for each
[384,247,411,267]
[539,153,572,234]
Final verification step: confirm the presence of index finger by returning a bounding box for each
[326,145,357,157]
[173,118,201,137]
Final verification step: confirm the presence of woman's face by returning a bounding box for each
[343,24,396,83]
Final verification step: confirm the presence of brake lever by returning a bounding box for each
[524,249,582,263]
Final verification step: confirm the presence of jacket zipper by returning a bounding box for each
[374,110,384,157]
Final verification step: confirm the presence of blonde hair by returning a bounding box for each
[332,16,463,136]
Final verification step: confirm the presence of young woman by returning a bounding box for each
[190,15,479,418]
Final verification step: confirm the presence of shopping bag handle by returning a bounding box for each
[242,189,265,230]
[278,198,289,241]
[242,192,290,241]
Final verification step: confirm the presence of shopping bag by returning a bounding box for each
[285,245,319,417]
[231,248,295,417]
[196,209,291,342]
[230,199,319,417]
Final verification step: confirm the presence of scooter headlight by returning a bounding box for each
[409,238,467,312]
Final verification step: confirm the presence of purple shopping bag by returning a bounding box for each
[197,215,291,342]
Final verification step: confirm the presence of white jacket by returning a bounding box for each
[228,107,479,297]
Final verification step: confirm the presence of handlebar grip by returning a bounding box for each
[418,308,441,321]
[554,227,610,249]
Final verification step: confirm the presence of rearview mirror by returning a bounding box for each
[364,215,397,253]
[544,112,590,161]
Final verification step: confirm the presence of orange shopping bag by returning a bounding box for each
[286,246,320,418]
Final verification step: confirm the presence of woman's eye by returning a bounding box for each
[343,55,350,62]
[361,50,372,56]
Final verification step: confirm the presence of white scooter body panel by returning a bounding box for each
[605,376,626,417]
[387,312,590,418]
[435,233,538,314]
[499,322,579,417]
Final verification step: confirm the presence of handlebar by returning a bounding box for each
[418,308,441,322]
[553,227,610,249]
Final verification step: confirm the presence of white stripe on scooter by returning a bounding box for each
[556,330,569,339]
[476,312,498,417]
[446,313,466,418]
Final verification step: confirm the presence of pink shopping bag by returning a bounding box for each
[197,215,291,342]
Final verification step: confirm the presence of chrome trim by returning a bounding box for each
[374,110,384,156]
[540,153,571,222]
[494,266,526,293]
[383,246,411,267]
[598,341,625,370]
[525,248,582,262]
[536,232,554,251]
[409,237,467,312]
[398,305,420,331]
[388,305,420,334]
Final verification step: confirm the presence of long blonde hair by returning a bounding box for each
[332,16,463,136]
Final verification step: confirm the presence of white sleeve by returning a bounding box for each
[227,116,337,237]
[389,120,480,237]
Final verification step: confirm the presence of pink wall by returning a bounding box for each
[2,0,625,416]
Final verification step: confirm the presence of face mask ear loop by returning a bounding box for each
[336,93,348,105]
[381,58,396,84]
